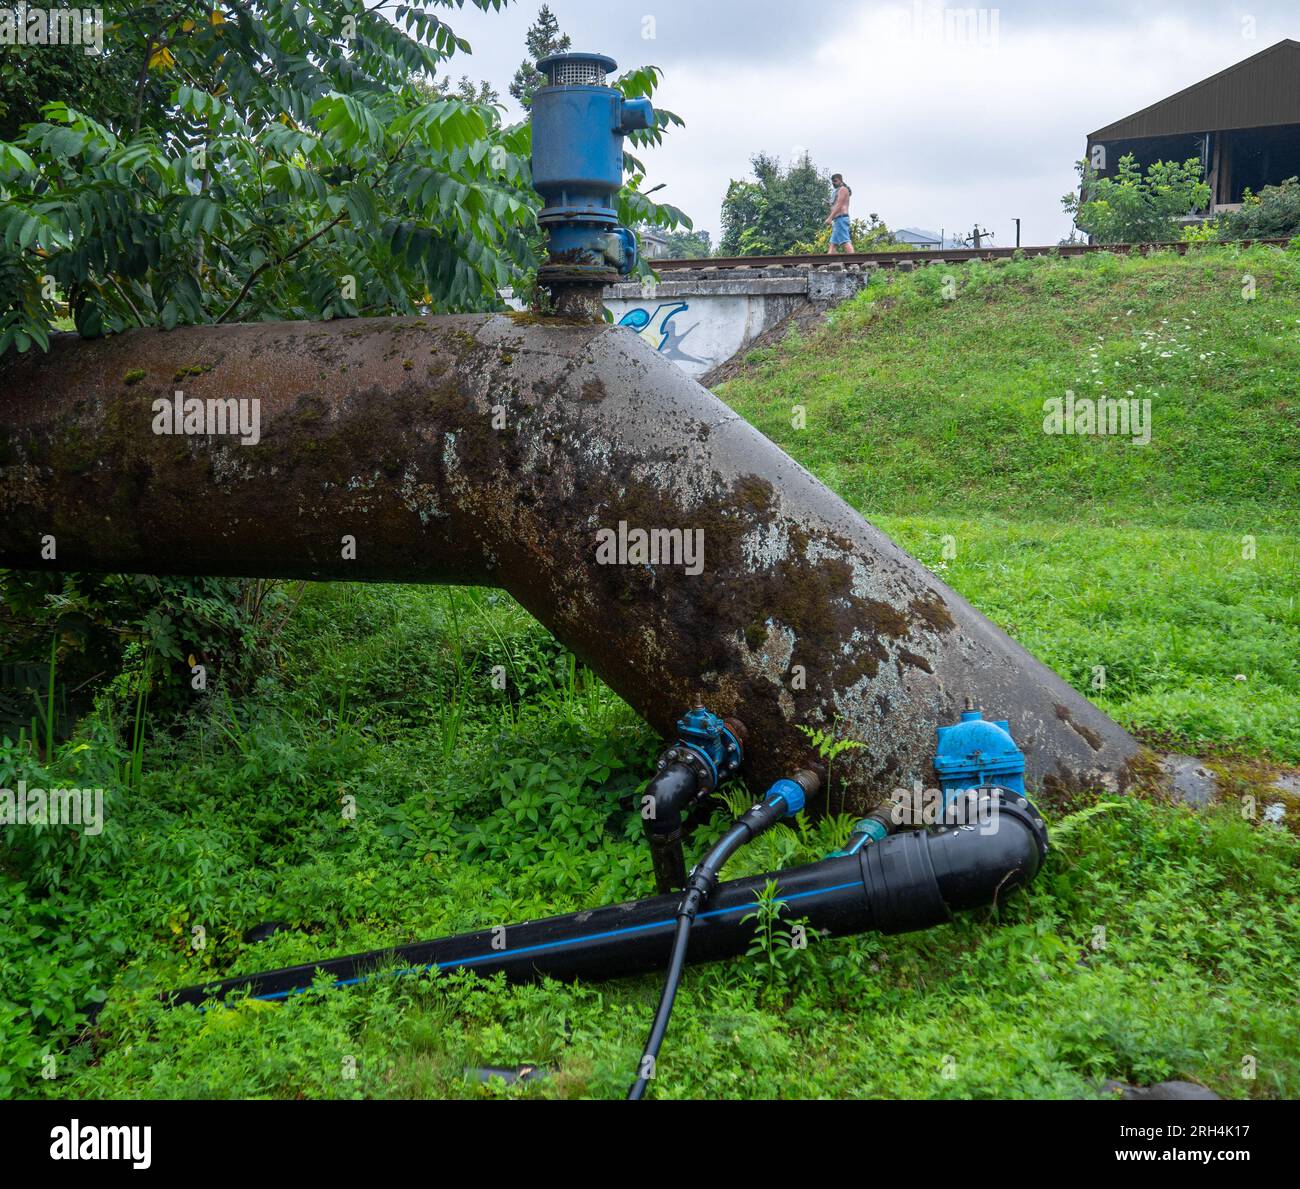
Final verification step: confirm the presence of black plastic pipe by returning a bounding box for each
[166,792,1047,1010]
[643,762,699,893]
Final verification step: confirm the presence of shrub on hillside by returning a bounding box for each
[791,212,909,255]
[1216,177,1300,241]
[1063,154,1210,244]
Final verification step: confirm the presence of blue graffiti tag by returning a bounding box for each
[618,303,708,365]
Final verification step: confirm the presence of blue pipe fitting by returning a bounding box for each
[766,779,807,819]
[934,702,1027,810]
[643,704,746,894]
[531,52,654,276]
[832,816,891,857]
[621,97,656,133]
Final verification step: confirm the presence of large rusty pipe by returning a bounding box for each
[0,314,1139,805]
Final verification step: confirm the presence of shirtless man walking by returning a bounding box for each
[827,174,854,254]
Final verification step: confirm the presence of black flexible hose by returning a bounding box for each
[626,916,692,1100]
[627,791,804,1100]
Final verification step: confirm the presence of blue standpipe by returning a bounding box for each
[531,52,654,282]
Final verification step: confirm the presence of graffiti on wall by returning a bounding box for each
[618,302,708,366]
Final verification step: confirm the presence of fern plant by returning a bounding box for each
[797,720,866,819]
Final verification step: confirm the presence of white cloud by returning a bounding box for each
[641,4,1277,245]
[436,0,1298,248]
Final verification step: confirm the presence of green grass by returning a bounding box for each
[2,245,1298,1100]
[4,587,1297,1101]
[877,517,1299,763]
[726,244,1300,533]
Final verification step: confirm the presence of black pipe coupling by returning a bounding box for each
[679,770,819,918]
[860,787,1050,934]
[643,704,747,893]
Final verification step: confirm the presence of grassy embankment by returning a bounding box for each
[3,244,1297,1099]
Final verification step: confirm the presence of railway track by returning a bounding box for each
[653,238,1291,272]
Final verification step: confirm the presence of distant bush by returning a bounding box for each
[791,212,909,255]
[1217,177,1300,241]
[1181,178,1300,244]
[1179,219,1220,244]
[657,228,713,258]
[720,152,832,256]
[1063,154,1210,244]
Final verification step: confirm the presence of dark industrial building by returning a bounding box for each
[1087,38,1300,213]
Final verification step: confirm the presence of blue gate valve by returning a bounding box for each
[934,699,1027,814]
[671,703,744,792]
[531,52,655,278]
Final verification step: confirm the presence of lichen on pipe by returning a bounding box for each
[0,314,1140,808]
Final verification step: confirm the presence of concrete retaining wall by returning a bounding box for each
[603,266,873,379]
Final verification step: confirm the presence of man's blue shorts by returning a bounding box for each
[831,215,852,245]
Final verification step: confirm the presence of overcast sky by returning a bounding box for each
[434,0,1297,247]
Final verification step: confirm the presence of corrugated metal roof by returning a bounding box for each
[1090,39,1300,141]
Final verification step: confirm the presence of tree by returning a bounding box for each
[1063,154,1210,244]
[719,152,831,256]
[431,75,502,108]
[509,4,570,108]
[0,0,687,750]
[0,25,166,142]
[0,1,685,356]
[659,227,712,258]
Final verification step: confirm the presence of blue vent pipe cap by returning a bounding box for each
[537,52,617,81]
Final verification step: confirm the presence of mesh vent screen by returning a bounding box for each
[548,60,606,86]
